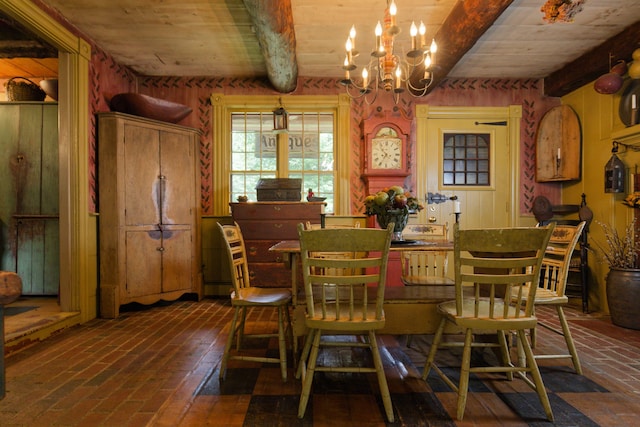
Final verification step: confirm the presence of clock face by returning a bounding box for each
[372,137,402,169]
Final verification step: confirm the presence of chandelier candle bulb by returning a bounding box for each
[419,21,426,48]
[454,200,461,214]
[349,25,357,54]
[389,1,397,28]
[410,22,418,51]
[430,39,437,64]
[362,68,369,88]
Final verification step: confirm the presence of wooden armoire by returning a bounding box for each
[98,112,202,318]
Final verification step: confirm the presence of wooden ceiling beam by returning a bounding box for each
[544,21,640,97]
[410,0,514,95]
[243,0,298,93]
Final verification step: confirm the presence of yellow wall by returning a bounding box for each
[562,78,640,313]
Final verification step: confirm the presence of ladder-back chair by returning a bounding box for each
[217,222,292,381]
[400,223,453,286]
[520,221,586,374]
[422,223,555,422]
[296,223,395,422]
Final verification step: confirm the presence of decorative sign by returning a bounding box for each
[258,133,319,157]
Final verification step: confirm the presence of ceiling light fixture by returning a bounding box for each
[340,0,438,104]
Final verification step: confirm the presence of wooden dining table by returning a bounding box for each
[269,239,458,339]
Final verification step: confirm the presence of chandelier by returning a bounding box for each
[340,0,438,104]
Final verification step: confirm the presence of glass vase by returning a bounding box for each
[376,209,409,241]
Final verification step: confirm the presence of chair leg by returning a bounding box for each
[422,317,446,380]
[236,307,247,350]
[517,329,554,422]
[456,328,473,421]
[277,306,288,382]
[556,306,582,375]
[284,305,296,372]
[296,329,316,380]
[219,307,241,381]
[298,328,322,419]
[369,330,395,423]
[497,330,513,381]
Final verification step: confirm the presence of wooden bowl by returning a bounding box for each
[39,79,58,101]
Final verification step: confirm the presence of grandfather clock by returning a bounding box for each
[362,110,411,194]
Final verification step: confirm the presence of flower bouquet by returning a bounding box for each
[363,186,424,240]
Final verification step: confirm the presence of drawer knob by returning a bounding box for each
[274,223,283,229]
[248,246,258,256]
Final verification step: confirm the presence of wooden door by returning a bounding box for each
[124,124,161,227]
[161,228,193,292]
[0,103,59,295]
[423,114,512,229]
[159,130,194,226]
[125,230,162,298]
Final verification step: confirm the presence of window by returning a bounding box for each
[230,112,336,211]
[212,94,350,216]
[442,133,490,186]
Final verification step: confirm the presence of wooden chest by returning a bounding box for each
[255,178,302,201]
[230,202,325,288]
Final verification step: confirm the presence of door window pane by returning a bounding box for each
[442,133,490,187]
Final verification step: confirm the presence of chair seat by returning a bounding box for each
[232,287,292,306]
[305,304,386,331]
[437,298,538,330]
[402,275,454,286]
[519,286,569,305]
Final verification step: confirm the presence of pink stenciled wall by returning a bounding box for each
[28,0,564,218]
[128,76,560,217]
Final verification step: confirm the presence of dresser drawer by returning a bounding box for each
[245,240,282,263]
[248,262,292,288]
[230,202,324,220]
[237,219,309,240]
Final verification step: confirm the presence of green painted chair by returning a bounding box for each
[422,223,555,422]
[518,221,586,374]
[296,223,395,422]
[217,222,292,382]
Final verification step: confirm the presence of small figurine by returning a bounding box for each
[306,188,314,201]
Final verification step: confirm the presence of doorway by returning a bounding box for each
[1,0,95,349]
[414,105,522,228]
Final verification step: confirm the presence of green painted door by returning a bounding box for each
[0,102,59,295]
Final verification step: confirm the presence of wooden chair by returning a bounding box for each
[296,223,395,422]
[518,221,586,374]
[400,223,453,286]
[422,223,555,422]
[217,222,292,381]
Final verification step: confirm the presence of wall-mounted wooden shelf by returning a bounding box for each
[536,105,581,182]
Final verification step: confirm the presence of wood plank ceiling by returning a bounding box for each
[1,0,640,97]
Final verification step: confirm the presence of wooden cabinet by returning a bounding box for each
[98,112,202,318]
[0,102,59,295]
[230,202,325,288]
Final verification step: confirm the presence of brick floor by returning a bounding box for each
[1,298,639,426]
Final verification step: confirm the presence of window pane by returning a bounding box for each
[231,110,335,212]
[443,132,491,187]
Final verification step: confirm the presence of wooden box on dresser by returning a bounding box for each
[98,112,202,318]
[230,202,325,288]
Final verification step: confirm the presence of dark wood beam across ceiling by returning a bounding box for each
[410,0,514,95]
[243,0,298,93]
[544,20,640,97]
